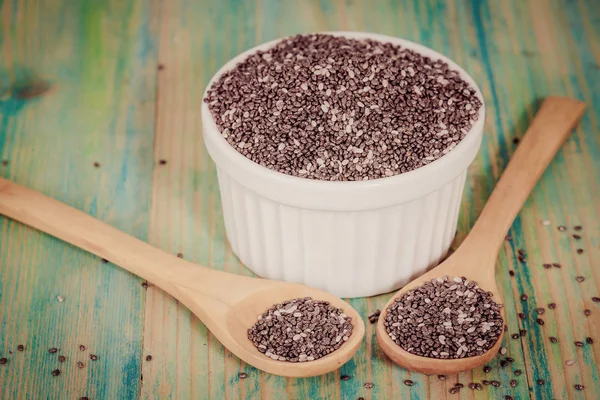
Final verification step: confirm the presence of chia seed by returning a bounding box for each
[575,276,585,282]
[49,348,58,354]
[550,336,558,343]
[364,382,373,389]
[341,375,351,381]
[238,372,248,379]
[586,337,593,344]
[514,369,522,375]
[0,358,7,365]
[548,303,556,309]
[17,345,24,352]
[584,309,591,316]
[58,355,66,363]
[574,384,584,390]
[205,34,482,181]
[247,297,353,362]
[403,379,414,386]
[558,226,567,232]
[52,369,61,376]
[384,276,503,359]
[575,341,585,347]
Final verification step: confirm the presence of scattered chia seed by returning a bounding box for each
[574,225,582,231]
[101,259,108,263]
[80,397,89,400]
[550,336,558,343]
[56,295,64,302]
[548,303,556,309]
[536,308,545,315]
[238,372,248,379]
[77,362,85,368]
[500,360,508,367]
[145,355,152,362]
[593,297,600,303]
[520,294,528,301]
[584,309,591,316]
[514,369,522,376]
[537,379,545,386]
[536,319,545,326]
[449,388,459,394]
[205,34,482,181]
[454,383,464,388]
[577,249,584,254]
[58,356,66,363]
[384,276,503,359]
[90,354,98,361]
[141,281,149,288]
[518,313,525,319]
[574,384,584,390]
[505,396,513,400]
[364,382,373,389]
[586,337,593,344]
[159,159,167,165]
[520,329,527,336]
[505,235,512,241]
[491,380,501,387]
[552,263,561,269]
[1,160,8,166]
[509,270,515,277]
[0,358,7,365]
[565,360,575,366]
[176,253,183,258]
[403,379,414,386]
[512,137,520,144]
[506,357,514,363]
[558,226,567,232]
[576,276,585,282]
[79,345,86,351]
[510,379,517,387]
[483,365,491,373]
[17,345,24,352]
[247,297,353,362]
[438,375,446,380]
[341,375,351,381]
[575,341,584,347]
[49,348,58,354]
[468,383,476,390]
[52,369,61,376]
[93,162,101,168]
[482,380,490,385]
[572,234,581,240]
[543,263,551,269]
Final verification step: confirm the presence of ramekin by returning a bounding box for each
[201,32,485,298]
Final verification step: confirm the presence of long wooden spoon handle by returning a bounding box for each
[0,177,203,289]
[462,96,586,262]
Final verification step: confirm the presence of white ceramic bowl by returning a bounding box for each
[201,32,485,298]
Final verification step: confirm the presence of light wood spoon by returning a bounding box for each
[376,96,586,375]
[0,178,365,377]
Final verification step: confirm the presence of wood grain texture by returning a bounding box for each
[0,0,159,398]
[1,0,599,398]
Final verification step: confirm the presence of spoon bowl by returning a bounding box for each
[0,177,365,378]
[376,96,586,374]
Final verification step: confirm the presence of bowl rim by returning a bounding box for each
[201,31,486,209]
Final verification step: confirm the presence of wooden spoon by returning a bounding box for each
[0,178,365,378]
[376,96,586,375]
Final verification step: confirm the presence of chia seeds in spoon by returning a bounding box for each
[248,297,353,362]
[384,276,503,359]
[204,34,482,181]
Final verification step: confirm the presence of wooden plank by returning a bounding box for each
[145,0,599,398]
[0,0,158,399]
[1,0,598,399]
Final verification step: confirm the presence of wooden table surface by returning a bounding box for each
[1,0,599,399]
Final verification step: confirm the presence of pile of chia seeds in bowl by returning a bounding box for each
[248,297,353,362]
[204,33,482,181]
[384,276,503,359]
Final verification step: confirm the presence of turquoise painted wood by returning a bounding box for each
[1,0,599,399]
